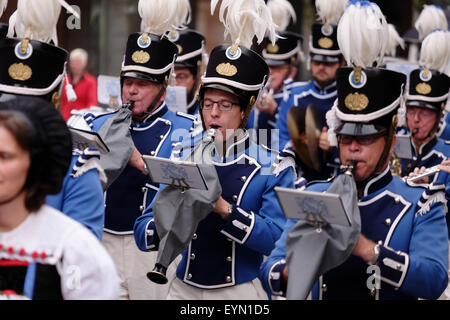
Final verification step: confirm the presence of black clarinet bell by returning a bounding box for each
[147,264,168,284]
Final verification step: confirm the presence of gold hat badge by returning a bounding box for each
[318,37,333,49]
[345,92,369,111]
[8,63,32,81]
[416,83,432,95]
[132,50,150,64]
[216,63,237,77]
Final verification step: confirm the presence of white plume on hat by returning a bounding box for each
[337,1,388,68]
[415,5,448,41]
[327,1,391,146]
[0,0,7,18]
[211,0,278,48]
[139,0,189,35]
[7,0,77,45]
[267,0,296,32]
[419,29,450,73]
[315,0,348,26]
[386,23,405,57]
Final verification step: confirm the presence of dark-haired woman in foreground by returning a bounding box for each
[0,96,119,300]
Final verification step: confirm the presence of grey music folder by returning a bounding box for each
[275,187,351,227]
[69,127,110,154]
[394,134,413,159]
[142,155,208,190]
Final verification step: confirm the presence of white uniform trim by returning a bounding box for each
[262,44,301,60]
[380,250,410,288]
[201,76,265,91]
[293,88,337,102]
[406,92,448,102]
[176,48,203,62]
[358,189,411,246]
[221,208,255,244]
[122,61,174,75]
[144,219,156,250]
[0,73,64,96]
[268,259,286,296]
[336,95,402,122]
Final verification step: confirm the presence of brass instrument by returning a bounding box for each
[390,153,402,176]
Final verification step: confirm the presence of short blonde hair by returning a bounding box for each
[70,48,88,63]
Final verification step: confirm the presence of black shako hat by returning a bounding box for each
[262,31,303,67]
[406,68,450,112]
[200,44,269,109]
[309,23,342,63]
[334,67,407,136]
[0,37,68,104]
[168,28,205,74]
[121,32,178,88]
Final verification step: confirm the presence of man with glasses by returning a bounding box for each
[400,66,450,179]
[169,28,206,115]
[134,41,295,299]
[260,61,449,300]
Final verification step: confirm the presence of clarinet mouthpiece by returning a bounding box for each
[124,101,135,110]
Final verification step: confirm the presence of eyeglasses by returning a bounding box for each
[201,99,240,112]
[406,108,435,119]
[338,133,386,146]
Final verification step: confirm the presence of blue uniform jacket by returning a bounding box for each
[91,102,196,234]
[437,112,450,141]
[400,136,450,179]
[275,80,337,150]
[260,167,449,300]
[134,132,295,289]
[46,151,105,240]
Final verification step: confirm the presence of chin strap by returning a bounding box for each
[133,85,166,120]
[354,123,395,194]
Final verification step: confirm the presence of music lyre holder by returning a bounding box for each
[169,177,191,193]
[304,209,329,233]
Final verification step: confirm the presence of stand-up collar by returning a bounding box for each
[312,80,337,95]
[211,130,251,162]
[134,102,169,126]
[412,136,438,157]
[361,166,393,197]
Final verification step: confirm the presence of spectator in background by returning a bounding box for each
[60,48,98,121]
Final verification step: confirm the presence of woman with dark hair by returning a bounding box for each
[0,95,119,300]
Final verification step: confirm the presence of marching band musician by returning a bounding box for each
[246,0,302,149]
[134,0,295,300]
[275,0,347,151]
[0,0,105,240]
[168,28,206,115]
[260,1,449,300]
[399,29,450,180]
[88,0,196,299]
[411,5,450,141]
